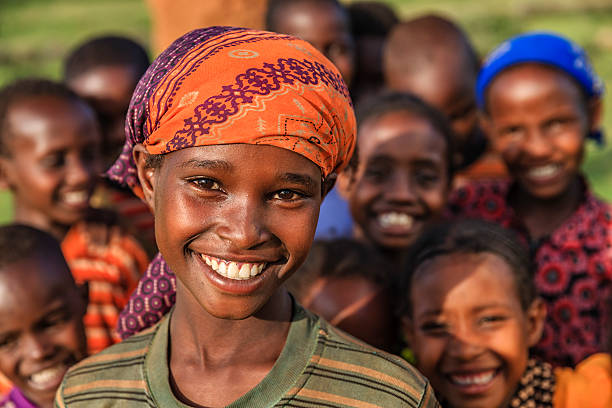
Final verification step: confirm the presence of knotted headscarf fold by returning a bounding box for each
[107,26,356,198]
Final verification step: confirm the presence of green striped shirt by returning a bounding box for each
[56,304,438,407]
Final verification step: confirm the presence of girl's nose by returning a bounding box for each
[386,171,417,204]
[215,195,271,250]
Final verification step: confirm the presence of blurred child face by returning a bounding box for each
[274,1,355,86]
[483,64,599,200]
[136,143,324,320]
[346,110,450,251]
[67,65,139,169]
[0,96,102,236]
[0,254,87,408]
[387,64,478,163]
[404,253,544,408]
[304,276,397,351]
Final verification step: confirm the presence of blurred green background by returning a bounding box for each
[1,0,611,223]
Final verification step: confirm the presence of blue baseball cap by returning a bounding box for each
[476,31,605,144]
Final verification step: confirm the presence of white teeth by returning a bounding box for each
[201,255,267,281]
[527,164,560,179]
[228,262,239,278]
[29,365,65,386]
[378,212,414,229]
[239,264,251,279]
[219,261,227,276]
[63,191,88,205]
[450,370,496,386]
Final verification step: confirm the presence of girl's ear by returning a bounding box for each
[0,156,16,191]
[132,144,157,212]
[322,172,337,198]
[478,111,494,146]
[526,297,547,347]
[588,97,603,133]
[401,315,415,347]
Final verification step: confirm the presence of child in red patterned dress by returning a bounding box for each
[448,31,608,367]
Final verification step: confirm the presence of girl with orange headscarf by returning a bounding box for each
[55,26,439,407]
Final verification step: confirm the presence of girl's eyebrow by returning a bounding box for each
[278,172,317,191]
[179,159,232,171]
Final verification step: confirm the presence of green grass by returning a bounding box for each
[1,0,612,222]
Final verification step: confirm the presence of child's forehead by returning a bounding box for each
[488,63,584,100]
[411,252,517,301]
[0,255,74,300]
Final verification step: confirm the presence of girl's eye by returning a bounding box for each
[40,154,65,169]
[0,333,18,350]
[191,178,221,191]
[420,321,449,336]
[479,315,508,326]
[273,189,302,201]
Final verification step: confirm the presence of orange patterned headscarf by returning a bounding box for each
[107,26,356,199]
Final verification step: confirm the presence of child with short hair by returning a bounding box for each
[398,219,610,407]
[265,0,355,87]
[341,91,455,266]
[285,238,398,352]
[383,15,506,182]
[64,35,150,170]
[0,224,88,408]
[450,32,609,367]
[64,35,156,256]
[0,79,149,354]
[56,27,439,407]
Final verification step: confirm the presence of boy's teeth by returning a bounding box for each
[449,370,496,386]
[378,212,414,228]
[63,191,88,205]
[527,164,560,178]
[202,255,267,281]
[29,365,65,386]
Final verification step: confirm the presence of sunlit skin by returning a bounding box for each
[67,65,139,169]
[482,64,601,238]
[0,96,102,239]
[387,61,478,168]
[304,276,397,352]
[273,1,355,86]
[344,110,450,261]
[403,253,545,408]
[0,253,87,408]
[134,143,327,407]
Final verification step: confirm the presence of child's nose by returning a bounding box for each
[522,128,552,159]
[215,196,271,250]
[446,328,486,361]
[386,171,416,203]
[66,158,96,186]
[20,332,54,361]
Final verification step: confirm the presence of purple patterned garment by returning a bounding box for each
[0,388,38,408]
[117,253,175,337]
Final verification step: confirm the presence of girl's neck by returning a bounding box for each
[509,175,583,240]
[169,285,292,406]
[170,284,292,369]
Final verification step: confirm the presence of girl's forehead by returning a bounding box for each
[412,252,519,305]
[488,63,585,102]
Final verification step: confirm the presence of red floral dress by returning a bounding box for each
[448,179,612,367]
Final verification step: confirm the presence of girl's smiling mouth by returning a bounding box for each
[202,254,267,280]
[446,367,501,395]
